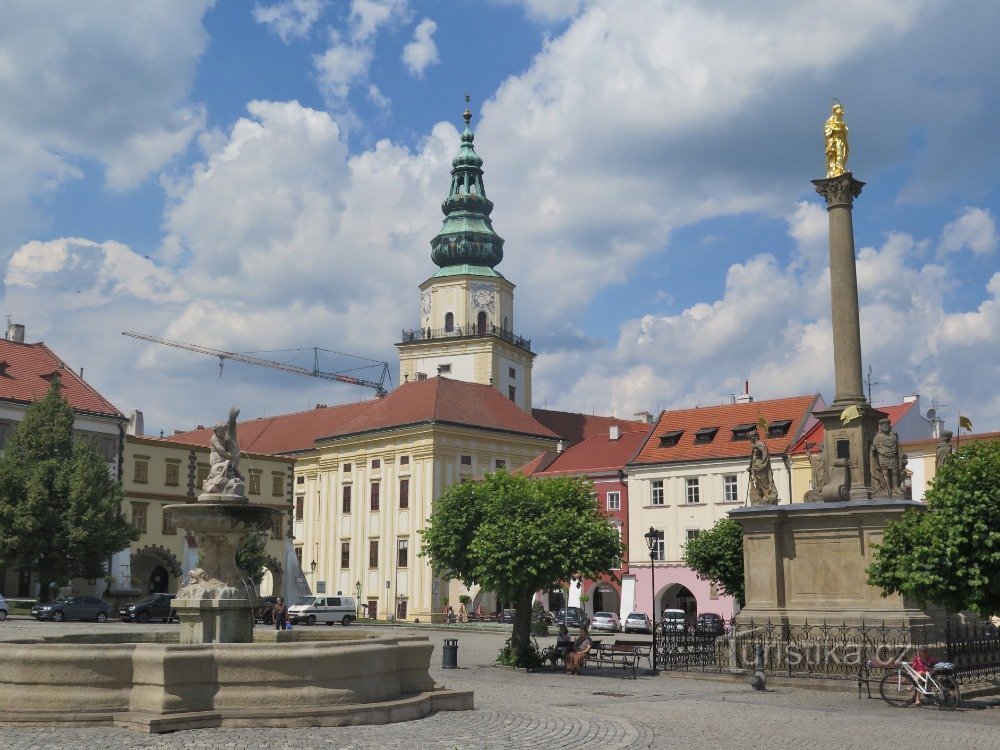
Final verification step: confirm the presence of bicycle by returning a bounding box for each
[877,658,960,710]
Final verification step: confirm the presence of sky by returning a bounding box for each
[2,0,999,436]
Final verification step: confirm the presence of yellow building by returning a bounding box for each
[117,434,293,599]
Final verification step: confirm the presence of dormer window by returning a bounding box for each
[694,427,718,444]
[767,419,792,438]
[0,360,9,377]
[41,369,61,383]
[732,423,756,441]
[659,430,683,447]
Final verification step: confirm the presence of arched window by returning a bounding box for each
[503,316,509,331]
[444,312,454,333]
[477,311,487,335]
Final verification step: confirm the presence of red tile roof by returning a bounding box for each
[789,402,914,455]
[528,428,651,477]
[165,377,558,455]
[531,409,649,446]
[0,339,123,419]
[630,395,819,466]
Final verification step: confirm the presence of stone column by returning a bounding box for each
[812,173,865,407]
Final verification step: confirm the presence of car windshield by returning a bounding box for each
[664,612,684,620]
[595,612,614,618]
[628,613,647,619]
[136,595,160,605]
[52,597,73,604]
[295,596,317,606]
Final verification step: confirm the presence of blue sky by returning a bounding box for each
[2,0,999,434]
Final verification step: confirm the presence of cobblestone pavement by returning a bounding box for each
[2,619,998,748]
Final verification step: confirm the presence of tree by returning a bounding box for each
[682,518,745,607]
[235,531,270,586]
[0,381,138,601]
[867,439,1000,616]
[420,472,622,666]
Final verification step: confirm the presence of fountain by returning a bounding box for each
[0,407,472,732]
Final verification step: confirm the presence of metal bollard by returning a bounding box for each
[442,638,458,669]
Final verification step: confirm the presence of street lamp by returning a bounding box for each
[310,559,317,574]
[644,526,663,675]
[355,580,362,618]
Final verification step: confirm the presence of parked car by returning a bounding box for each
[0,594,8,622]
[590,611,621,633]
[32,596,113,622]
[623,612,652,633]
[119,593,176,623]
[695,612,725,636]
[255,595,279,624]
[288,595,357,626]
[500,608,517,624]
[660,608,687,633]
[552,607,587,628]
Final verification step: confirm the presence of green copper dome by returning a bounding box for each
[430,102,504,269]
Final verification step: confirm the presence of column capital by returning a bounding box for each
[812,173,865,209]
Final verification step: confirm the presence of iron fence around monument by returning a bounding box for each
[653,618,1000,685]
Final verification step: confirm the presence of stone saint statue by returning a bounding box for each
[824,100,849,178]
[203,406,245,496]
[869,418,904,497]
[748,431,779,505]
[935,430,954,471]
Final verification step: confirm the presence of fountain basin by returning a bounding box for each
[0,631,472,733]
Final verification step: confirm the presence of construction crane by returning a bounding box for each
[123,331,391,397]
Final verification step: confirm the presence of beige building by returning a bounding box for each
[117,434,293,599]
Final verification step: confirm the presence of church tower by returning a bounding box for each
[397,100,534,410]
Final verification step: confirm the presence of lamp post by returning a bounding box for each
[355,580,362,619]
[644,526,663,675]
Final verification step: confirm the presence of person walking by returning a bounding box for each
[272,596,288,631]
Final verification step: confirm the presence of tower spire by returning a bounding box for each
[429,95,504,271]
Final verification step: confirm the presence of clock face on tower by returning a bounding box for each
[470,282,496,313]
[420,291,431,317]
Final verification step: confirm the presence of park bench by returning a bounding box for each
[585,641,639,679]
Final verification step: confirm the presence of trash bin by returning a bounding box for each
[442,638,458,669]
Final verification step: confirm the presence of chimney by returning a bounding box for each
[736,379,753,404]
[415,371,427,381]
[633,411,653,424]
[903,394,919,405]
[7,323,25,343]
[127,410,144,437]
[609,424,621,441]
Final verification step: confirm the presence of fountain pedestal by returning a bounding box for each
[165,495,280,645]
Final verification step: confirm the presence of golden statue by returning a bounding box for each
[824,99,849,178]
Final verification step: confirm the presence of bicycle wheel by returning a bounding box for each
[933,675,960,711]
[879,671,917,707]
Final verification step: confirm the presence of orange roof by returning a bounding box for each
[0,339,123,419]
[165,377,558,455]
[630,395,819,466]
[531,409,649,446]
[528,428,650,477]
[789,402,914,454]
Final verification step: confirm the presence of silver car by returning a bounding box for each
[590,611,620,632]
[0,594,8,622]
[623,612,652,633]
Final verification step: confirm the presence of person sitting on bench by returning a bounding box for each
[549,625,572,664]
[564,626,593,675]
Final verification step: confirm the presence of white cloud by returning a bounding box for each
[401,18,439,78]
[367,84,392,113]
[495,0,584,23]
[253,0,326,43]
[938,207,998,256]
[314,35,375,101]
[350,0,409,42]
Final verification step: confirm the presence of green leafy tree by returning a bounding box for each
[682,518,745,607]
[420,472,622,666]
[235,531,270,586]
[0,381,138,601]
[867,439,1000,616]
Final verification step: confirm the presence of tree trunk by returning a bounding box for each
[510,589,534,662]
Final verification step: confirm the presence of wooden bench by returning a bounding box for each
[586,642,639,679]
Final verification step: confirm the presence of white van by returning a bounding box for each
[660,608,687,633]
[288,595,357,626]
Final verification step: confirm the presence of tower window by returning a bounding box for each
[508,385,516,402]
[477,311,487,335]
[444,312,454,332]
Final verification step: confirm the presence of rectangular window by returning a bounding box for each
[272,515,283,538]
[369,539,378,568]
[399,478,409,509]
[495,459,506,470]
[370,481,380,512]
[161,508,176,535]
[509,367,516,379]
[296,474,304,484]
[131,502,147,534]
[724,474,739,503]
[165,462,180,487]
[371,458,381,469]
[651,480,664,506]
[249,472,261,495]
[295,496,304,521]
[460,455,472,466]
[342,484,352,513]
[271,474,284,496]
[508,385,516,402]
[654,530,666,561]
[342,463,352,473]
[294,546,303,566]
[133,459,148,484]
[437,363,452,374]
[399,455,410,466]
[340,542,350,569]
[686,529,701,542]
[686,478,700,504]
[397,538,409,568]
[607,491,621,511]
